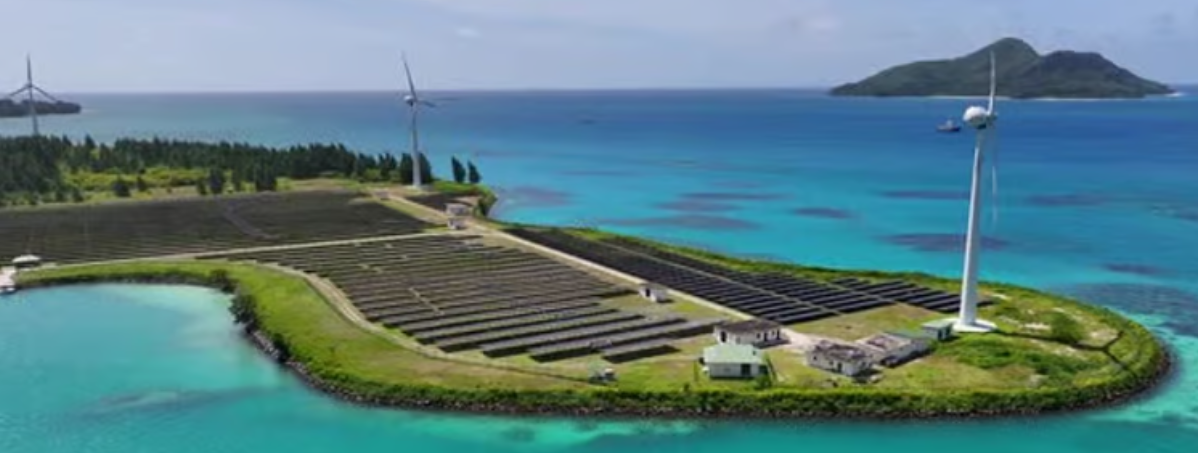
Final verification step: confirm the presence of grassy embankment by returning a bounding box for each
[19,226,1169,417]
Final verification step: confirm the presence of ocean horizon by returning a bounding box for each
[1,90,1196,452]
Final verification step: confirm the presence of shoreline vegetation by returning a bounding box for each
[21,228,1171,420]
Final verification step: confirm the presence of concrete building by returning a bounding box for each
[714,319,786,347]
[857,332,931,367]
[701,344,768,379]
[0,267,16,294]
[445,203,472,217]
[806,340,875,377]
[921,319,956,341]
[637,282,670,303]
[447,217,467,230]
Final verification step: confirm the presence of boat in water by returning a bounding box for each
[936,119,962,133]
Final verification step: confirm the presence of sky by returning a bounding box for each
[3,0,1197,92]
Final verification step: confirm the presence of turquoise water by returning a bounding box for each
[1,90,1196,451]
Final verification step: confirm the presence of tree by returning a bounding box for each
[70,187,85,203]
[53,188,67,203]
[112,177,132,198]
[417,153,434,184]
[231,166,245,192]
[467,161,482,184]
[135,175,150,193]
[451,157,466,184]
[398,154,414,185]
[207,168,226,195]
[196,178,209,196]
[83,135,96,150]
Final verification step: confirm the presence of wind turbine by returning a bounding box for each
[402,54,435,190]
[5,55,47,136]
[953,51,1001,333]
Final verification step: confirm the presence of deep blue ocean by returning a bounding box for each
[0,90,1196,452]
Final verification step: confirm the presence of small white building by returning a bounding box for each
[637,282,670,303]
[714,319,786,347]
[0,267,16,294]
[701,344,768,379]
[447,217,467,230]
[921,319,955,341]
[11,254,41,270]
[857,332,931,367]
[445,203,472,217]
[806,340,875,377]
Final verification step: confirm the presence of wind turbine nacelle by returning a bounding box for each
[963,106,993,129]
[403,94,417,105]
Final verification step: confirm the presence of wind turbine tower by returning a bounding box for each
[402,54,435,191]
[954,51,1001,333]
[5,55,46,136]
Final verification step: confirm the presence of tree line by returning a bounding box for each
[0,135,484,207]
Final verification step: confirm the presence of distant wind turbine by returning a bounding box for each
[5,55,62,136]
[402,54,436,190]
[954,51,1001,333]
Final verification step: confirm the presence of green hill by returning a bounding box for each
[831,38,1174,99]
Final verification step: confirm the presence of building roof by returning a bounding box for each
[810,341,873,362]
[923,319,956,329]
[703,344,764,365]
[858,333,914,352]
[718,319,782,335]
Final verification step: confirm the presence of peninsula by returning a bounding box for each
[0,99,82,118]
[831,37,1174,99]
[4,138,1169,419]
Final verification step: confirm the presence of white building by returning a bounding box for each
[1,267,16,294]
[447,217,467,230]
[921,319,955,341]
[806,341,875,377]
[11,254,41,269]
[701,344,768,379]
[714,319,786,347]
[445,203,472,217]
[857,332,931,367]
[637,282,670,303]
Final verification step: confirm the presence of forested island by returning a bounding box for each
[0,136,481,207]
[831,38,1174,99]
[0,99,82,118]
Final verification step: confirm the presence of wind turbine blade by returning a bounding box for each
[6,86,28,99]
[402,54,418,97]
[26,54,33,86]
[421,100,437,108]
[987,51,997,113]
[33,86,61,103]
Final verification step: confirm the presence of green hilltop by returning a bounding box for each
[831,37,1174,99]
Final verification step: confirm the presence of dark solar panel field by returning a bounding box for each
[207,234,723,363]
[0,191,432,264]
[507,229,991,325]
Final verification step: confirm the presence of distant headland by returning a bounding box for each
[831,38,1174,100]
[0,99,82,118]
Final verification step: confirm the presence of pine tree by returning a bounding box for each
[196,178,209,196]
[208,168,226,195]
[418,154,434,183]
[467,161,482,184]
[231,166,245,192]
[135,175,150,193]
[398,154,414,185]
[451,157,466,184]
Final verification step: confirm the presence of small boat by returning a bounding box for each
[936,119,962,133]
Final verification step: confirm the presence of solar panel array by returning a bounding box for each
[508,229,982,324]
[207,234,724,363]
[0,191,432,264]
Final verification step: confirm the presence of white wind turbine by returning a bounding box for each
[954,51,1001,333]
[402,54,435,190]
[6,55,45,136]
